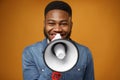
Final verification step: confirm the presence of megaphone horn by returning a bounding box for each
[44,39,79,72]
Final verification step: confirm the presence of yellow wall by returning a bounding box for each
[0,0,120,80]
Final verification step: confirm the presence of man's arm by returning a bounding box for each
[22,47,40,80]
[84,48,95,80]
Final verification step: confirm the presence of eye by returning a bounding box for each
[48,22,56,26]
[60,22,68,26]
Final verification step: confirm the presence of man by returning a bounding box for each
[22,1,94,80]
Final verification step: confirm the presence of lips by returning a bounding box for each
[50,33,65,40]
[50,34,56,39]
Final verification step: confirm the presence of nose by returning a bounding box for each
[53,24,62,32]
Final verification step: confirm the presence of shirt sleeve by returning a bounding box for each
[22,47,40,80]
[84,48,95,80]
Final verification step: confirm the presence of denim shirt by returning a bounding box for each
[22,39,94,80]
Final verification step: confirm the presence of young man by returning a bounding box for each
[22,1,94,80]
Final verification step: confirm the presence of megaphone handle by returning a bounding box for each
[51,72,61,80]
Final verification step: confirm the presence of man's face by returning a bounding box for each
[44,9,72,41]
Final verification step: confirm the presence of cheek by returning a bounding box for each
[45,26,53,32]
[63,27,71,33]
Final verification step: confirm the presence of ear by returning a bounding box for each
[44,20,46,27]
[70,21,73,29]
[69,17,73,29]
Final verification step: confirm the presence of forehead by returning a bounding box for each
[45,9,69,21]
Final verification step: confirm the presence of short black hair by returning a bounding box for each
[44,1,72,17]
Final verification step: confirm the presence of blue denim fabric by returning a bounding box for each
[22,39,94,80]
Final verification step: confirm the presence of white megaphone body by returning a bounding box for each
[44,34,79,72]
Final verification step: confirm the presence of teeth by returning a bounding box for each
[52,33,62,41]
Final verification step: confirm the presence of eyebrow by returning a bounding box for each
[46,19,68,22]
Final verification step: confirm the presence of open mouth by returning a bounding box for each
[50,33,65,40]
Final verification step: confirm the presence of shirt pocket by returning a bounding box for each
[65,64,87,80]
[39,67,52,80]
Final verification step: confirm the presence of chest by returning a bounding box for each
[34,46,88,80]
[37,55,87,80]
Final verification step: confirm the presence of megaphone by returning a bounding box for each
[44,39,79,72]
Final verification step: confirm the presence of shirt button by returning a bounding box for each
[78,68,80,71]
[42,69,44,72]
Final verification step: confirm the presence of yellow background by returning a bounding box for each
[0,0,120,80]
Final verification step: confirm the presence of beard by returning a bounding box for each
[44,28,72,41]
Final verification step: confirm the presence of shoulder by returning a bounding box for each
[72,40,93,64]
[23,39,47,55]
[73,41,90,52]
[72,40,92,58]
